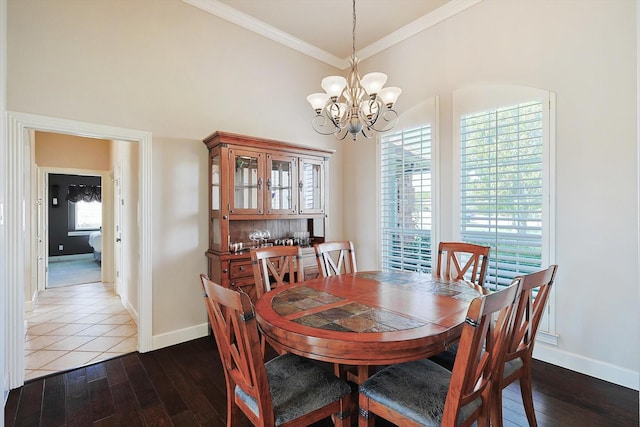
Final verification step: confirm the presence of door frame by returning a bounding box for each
[37,167,112,292]
[6,111,153,389]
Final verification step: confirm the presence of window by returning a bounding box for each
[380,125,433,272]
[74,200,102,230]
[454,85,556,335]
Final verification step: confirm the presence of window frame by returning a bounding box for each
[452,85,557,340]
[379,124,434,273]
[377,97,440,274]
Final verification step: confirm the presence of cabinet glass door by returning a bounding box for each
[267,154,297,214]
[210,151,222,250]
[230,148,263,214]
[299,158,324,214]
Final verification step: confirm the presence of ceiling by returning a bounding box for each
[182,0,482,69]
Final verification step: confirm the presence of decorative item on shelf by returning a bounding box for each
[294,231,311,247]
[306,0,401,141]
[249,230,271,248]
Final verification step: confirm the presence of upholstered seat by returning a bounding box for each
[200,274,351,427]
[358,279,521,427]
[236,353,352,426]
[359,358,481,426]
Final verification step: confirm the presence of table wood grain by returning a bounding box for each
[255,271,486,374]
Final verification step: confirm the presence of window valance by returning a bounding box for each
[66,185,101,203]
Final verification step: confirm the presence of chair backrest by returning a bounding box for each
[443,278,521,425]
[435,241,490,287]
[251,245,305,299]
[314,241,357,277]
[200,274,274,424]
[505,265,558,361]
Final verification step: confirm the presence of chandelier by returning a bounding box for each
[306,0,401,141]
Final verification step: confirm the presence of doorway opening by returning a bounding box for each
[6,111,153,389]
[46,173,103,289]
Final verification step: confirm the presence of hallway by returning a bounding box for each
[24,282,137,381]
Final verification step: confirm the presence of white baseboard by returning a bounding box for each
[534,342,639,391]
[3,374,9,409]
[119,294,139,326]
[49,253,93,262]
[151,323,210,351]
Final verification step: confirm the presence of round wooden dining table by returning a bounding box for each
[255,271,486,383]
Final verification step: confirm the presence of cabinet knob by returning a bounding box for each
[223,215,228,220]
[223,268,228,273]
[239,266,244,271]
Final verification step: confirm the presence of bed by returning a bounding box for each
[88,230,102,262]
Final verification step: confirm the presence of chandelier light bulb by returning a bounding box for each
[379,87,402,108]
[361,72,388,96]
[307,93,330,112]
[321,76,347,98]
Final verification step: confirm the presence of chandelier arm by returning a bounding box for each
[311,114,341,136]
[358,97,382,128]
[360,126,375,139]
[369,108,400,133]
[335,127,351,141]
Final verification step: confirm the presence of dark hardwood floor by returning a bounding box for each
[5,336,638,426]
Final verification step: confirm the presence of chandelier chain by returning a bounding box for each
[352,0,356,61]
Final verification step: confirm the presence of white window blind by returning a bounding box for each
[459,101,544,290]
[380,125,432,272]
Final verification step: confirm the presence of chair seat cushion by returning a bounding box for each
[428,343,458,371]
[359,358,481,427]
[236,353,351,426]
[503,356,524,378]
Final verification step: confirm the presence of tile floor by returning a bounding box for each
[24,281,137,381]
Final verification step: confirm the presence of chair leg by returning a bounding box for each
[477,410,491,427]
[227,391,242,427]
[519,368,538,427]
[491,384,504,427]
[358,395,375,427]
[332,395,352,427]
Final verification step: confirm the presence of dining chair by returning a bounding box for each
[314,241,357,277]
[358,278,521,427]
[430,241,492,370]
[251,246,305,299]
[313,240,361,381]
[491,264,558,427]
[200,274,352,427]
[435,241,491,287]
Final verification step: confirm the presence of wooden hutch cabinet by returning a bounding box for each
[203,131,334,300]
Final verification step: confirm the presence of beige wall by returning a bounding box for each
[111,140,139,322]
[35,132,111,170]
[345,0,638,385]
[6,0,639,388]
[7,0,345,341]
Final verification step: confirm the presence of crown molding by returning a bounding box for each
[358,0,483,61]
[183,0,482,70]
[182,0,347,69]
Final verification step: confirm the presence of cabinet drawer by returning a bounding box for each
[230,260,254,279]
[230,275,255,288]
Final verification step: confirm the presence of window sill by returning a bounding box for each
[536,331,559,346]
[68,230,99,237]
